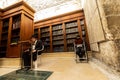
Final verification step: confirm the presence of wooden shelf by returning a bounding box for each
[11,35,20,38]
[2,31,8,34]
[1,38,8,41]
[12,28,20,31]
[53,38,63,41]
[66,31,78,35]
[41,31,49,34]
[0,1,35,58]
[65,25,78,29]
[0,45,7,48]
[34,10,90,52]
[2,26,9,28]
[66,37,76,40]
[0,51,6,54]
[52,28,62,31]
[52,34,63,36]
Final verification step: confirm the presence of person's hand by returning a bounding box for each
[24,49,29,52]
[32,50,36,53]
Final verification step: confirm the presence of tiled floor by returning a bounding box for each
[0,52,109,80]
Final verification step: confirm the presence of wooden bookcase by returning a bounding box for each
[34,10,90,52]
[0,1,35,58]
[40,26,50,52]
[65,21,79,51]
[52,24,64,52]
[0,18,9,57]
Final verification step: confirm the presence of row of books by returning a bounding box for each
[52,25,62,30]
[41,27,49,33]
[66,33,78,39]
[66,28,78,34]
[2,28,8,32]
[53,35,63,40]
[67,39,74,44]
[0,47,6,51]
[1,34,8,39]
[0,42,7,46]
[82,31,86,36]
[11,38,19,43]
[44,47,50,52]
[41,33,50,37]
[12,31,20,35]
[45,38,50,42]
[34,29,38,34]
[53,40,64,45]
[53,46,64,52]
[80,20,84,25]
[65,21,77,28]
[81,25,85,30]
[52,30,63,36]
[12,21,21,30]
[67,46,74,51]
[3,21,9,27]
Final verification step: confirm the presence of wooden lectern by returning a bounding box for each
[18,40,33,69]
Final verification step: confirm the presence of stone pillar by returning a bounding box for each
[84,0,120,71]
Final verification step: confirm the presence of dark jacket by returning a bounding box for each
[33,40,43,61]
[35,40,42,51]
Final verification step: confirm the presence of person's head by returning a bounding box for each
[30,35,37,43]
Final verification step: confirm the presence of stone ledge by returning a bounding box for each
[90,58,120,80]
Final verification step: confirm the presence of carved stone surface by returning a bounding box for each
[84,0,120,73]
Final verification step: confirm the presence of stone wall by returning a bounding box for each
[84,0,120,71]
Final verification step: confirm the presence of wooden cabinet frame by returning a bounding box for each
[0,1,35,58]
[34,10,90,52]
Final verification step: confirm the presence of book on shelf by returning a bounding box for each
[0,44,7,47]
[53,35,63,40]
[52,30,63,36]
[2,28,8,32]
[11,38,19,44]
[66,27,78,34]
[3,20,9,28]
[41,27,49,33]
[67,39,74,44]
[41,32,50,37]
[12,21,20,30]
[53,40,64,45]
[53,46,64,52]
[12,15,21,30]
[80,20,84,25]
[34,29,38,34]
[66,33,78,39]
[52,25,62,30]
[81,25,85,31]
[65,21,77,28]
[67,46,74,51]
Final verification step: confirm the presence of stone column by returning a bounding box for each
[84,0,120,71]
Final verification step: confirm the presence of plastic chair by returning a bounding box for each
[34,45,44,69]
[74,42,88,63]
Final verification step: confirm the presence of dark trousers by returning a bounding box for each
[22,51,37,68]
[76,47,84,58]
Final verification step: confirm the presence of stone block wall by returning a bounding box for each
[84,0,120,71]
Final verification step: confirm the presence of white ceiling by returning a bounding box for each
[0,0,81,11]
[0,0,82,21]
[25,0,74,11]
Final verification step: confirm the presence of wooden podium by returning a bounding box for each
[18,40,33,69]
